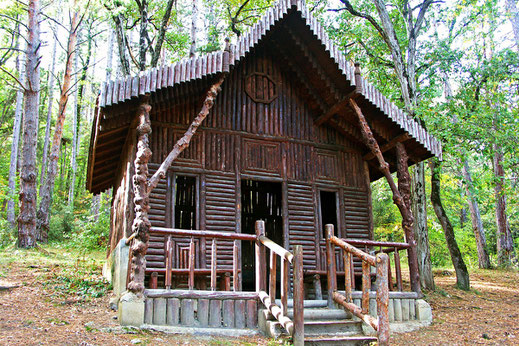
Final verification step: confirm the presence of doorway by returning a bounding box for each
[241,180,283,291]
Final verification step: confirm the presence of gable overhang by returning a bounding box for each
[86,0,441,193]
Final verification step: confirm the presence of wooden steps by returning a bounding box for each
[260,303,378,345]
[304,335,378,345]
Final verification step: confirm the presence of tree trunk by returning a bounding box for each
[493,145,513,267]
[150,0,175,67]
[429,158,470,290]
[69,26,92,207]
[18,0,41,248]
[138,0,148,71]
[412,162,435,290]
[68,42,79,207]
[36,9,80,242]
[462,160,491,268]
[506,0,519,50]
[112,13,131,75]
[8,31,25,227]
[106,28,114,81]
[189,0,198,57]
[39,15,59,193]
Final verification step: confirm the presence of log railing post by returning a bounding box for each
[188,237,195,290]
[376,253,390,346]
[211,238,217,291]
[394,248,403,291]
[281,257,289,316]
[362,260,371,314]
[269,251,277,302]
[293,245,304,346]
[326,224,337,308]
[344,251,352,302]
[255,220,266,292]
[233,240,239,291]
[165,235,173,289]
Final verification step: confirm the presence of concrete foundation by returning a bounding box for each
[118,292,145,327]
[103,238,130,300]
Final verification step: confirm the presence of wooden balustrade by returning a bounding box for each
[145,227,254,291]
[255,220,304,346]
[326,224,390,346]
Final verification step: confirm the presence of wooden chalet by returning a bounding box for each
[88,0,439,344]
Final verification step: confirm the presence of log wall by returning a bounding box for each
[111,44,372,279]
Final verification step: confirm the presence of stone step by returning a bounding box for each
[304,335,378,345]
[286,307,352,320]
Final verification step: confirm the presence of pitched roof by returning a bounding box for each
[97,0,441,160]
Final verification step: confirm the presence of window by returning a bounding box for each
[320,190,338,239]
[174,175,197,230]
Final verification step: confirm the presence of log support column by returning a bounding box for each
[127,97,152,296]
[349,98,421,294]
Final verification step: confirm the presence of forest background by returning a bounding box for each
[0,0,518,286]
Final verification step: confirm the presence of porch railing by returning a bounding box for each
[326,224,390,346]
[255,220,304,346]
[143,227,256,290]
[132,222,304,345]
[342,239,410,292]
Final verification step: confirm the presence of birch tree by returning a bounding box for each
[7,27,24,227]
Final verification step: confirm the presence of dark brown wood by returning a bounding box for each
[292,245,304,346]
[395,142,421,293]
[394,248,403,291]
[150,227,257,241]
[255,221,267,292]
[269,251,277,302]
[148,74,227,190]
[224,272,231,291]
[150,272,158,289]
[343,238,410,249]
[326,224,337,308]
[280,257,289,316]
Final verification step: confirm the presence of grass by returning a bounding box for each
[0,242,110,302]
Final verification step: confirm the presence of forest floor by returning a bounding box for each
[0,245,518,345]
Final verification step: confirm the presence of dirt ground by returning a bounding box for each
[0,247,518,345]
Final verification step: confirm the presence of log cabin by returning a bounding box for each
[88,0,440,343]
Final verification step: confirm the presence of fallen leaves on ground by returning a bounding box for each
[392,268,519,345]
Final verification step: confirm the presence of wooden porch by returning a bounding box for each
[125,221,429,345]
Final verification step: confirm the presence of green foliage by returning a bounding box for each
[0,219,16,248]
